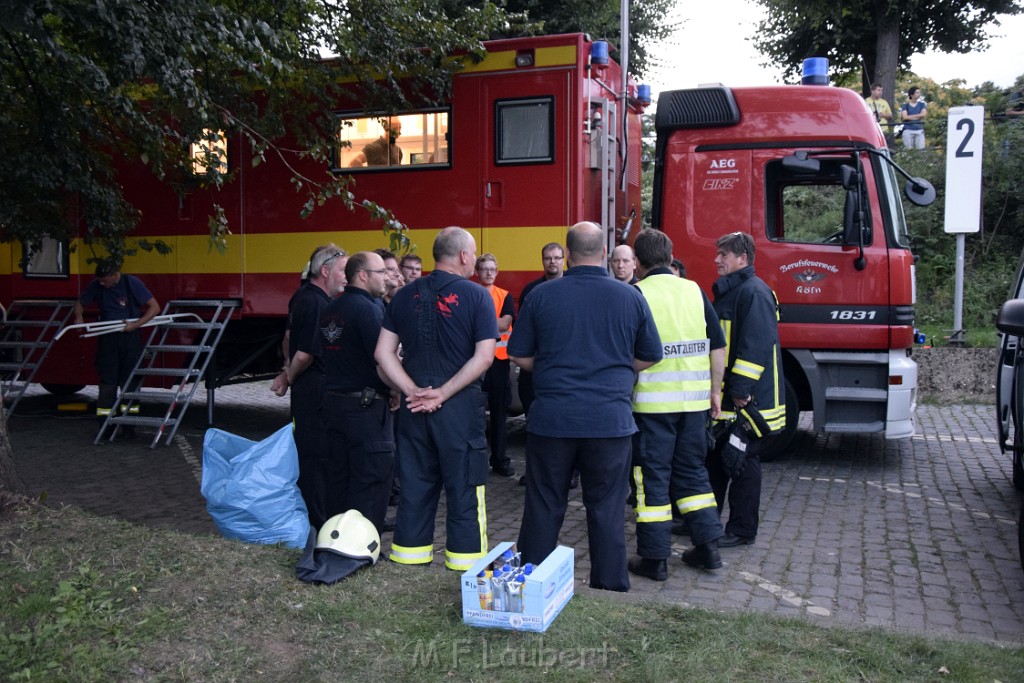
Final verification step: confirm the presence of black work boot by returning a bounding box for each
[682,541,722,570]
[628,557,668,581]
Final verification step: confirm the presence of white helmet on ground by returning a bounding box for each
[315,509,380,565]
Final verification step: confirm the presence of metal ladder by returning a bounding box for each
[96,299,239,448]
[0,299,78,418]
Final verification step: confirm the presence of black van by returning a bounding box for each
[994,260,1024,571]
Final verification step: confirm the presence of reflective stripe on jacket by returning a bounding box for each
[712,266,785,433]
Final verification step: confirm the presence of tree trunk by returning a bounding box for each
[0,410,27,495]
[874,11,901,117]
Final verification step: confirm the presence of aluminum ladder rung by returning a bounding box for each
[97,298,238,446]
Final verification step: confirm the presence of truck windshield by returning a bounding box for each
[877,155,912,249]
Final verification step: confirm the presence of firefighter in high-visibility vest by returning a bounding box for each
[708,231,786,548]
[476,253,516,477]
[628,229,727,581]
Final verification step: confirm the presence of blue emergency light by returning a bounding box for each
[637,84,652,106]
[801,57,829,86]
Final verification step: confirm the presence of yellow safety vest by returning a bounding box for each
[489,285,511,360]
[632,275,711,413]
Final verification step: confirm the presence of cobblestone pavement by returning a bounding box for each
[9,384,1024,645]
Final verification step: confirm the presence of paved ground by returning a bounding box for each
[9,384,1024,645]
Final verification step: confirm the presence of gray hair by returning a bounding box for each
[307,243,345,280]
[433,226,473,262]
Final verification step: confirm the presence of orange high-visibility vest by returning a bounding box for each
[489,285,511,360]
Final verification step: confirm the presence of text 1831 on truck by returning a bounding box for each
[651,74,935,457]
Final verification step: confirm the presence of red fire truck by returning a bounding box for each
[0,32,644,397]
[652,83,935,453]
[2,32,935,456]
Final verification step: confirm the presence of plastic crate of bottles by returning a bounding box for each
[461,541,574,632]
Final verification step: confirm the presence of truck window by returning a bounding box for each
[495,97,554,165]
[190,130,228,176]
[22,235,70,279]
[765,158,872,246]
[334,110,450,171]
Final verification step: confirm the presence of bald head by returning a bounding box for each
[566,221,606,266]
[610,244,636,283]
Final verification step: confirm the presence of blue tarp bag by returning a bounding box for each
[201,424,309,549]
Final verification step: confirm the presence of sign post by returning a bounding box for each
[943,105,984,345]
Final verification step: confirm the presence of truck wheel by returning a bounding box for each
[41,383,86,396]
[759,379,798,463]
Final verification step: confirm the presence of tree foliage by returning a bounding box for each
[752,0,1022,115]
[892,76,1024,339]
[0,0,513,266]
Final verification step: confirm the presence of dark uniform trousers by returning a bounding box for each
[291,369,330,530]
[96,330,144,411]
[706,436,763,539]
[632,411,723,558]
[482,357,511,470]
[391,381,489,570]
[322,391,395,534]
[518,434,632,592]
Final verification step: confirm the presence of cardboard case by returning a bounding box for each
[461,542,574,632]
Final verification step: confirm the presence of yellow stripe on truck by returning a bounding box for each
[6,226,569,276]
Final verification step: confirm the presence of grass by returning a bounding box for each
[2,499,1022,682]
[914,323,999,348]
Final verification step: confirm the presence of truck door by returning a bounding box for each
[757,150,892,349]
[480,73,571,255]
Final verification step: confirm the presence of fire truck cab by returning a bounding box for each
[652,83,935,455]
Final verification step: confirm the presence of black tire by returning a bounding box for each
[41,383,87,396]
[760,379,799,463]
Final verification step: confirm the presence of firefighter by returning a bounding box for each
[610,244,638,284]
[72,261,160,428]
[284,244,348,530]
[628,229,726,581]
[508,221,662,592]
[319,251,395,534]
[374,227,497,571]
[475,253,515,477]
[516,242,565,419]
[373,248,404,307]
[707,231,785,547]
[515,242,570,487]
[399,253,423,282]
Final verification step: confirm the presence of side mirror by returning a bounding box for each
[904,177,936,206]
[997,299,1024,336]
[843,189,861,245]
[840,165,860,190]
